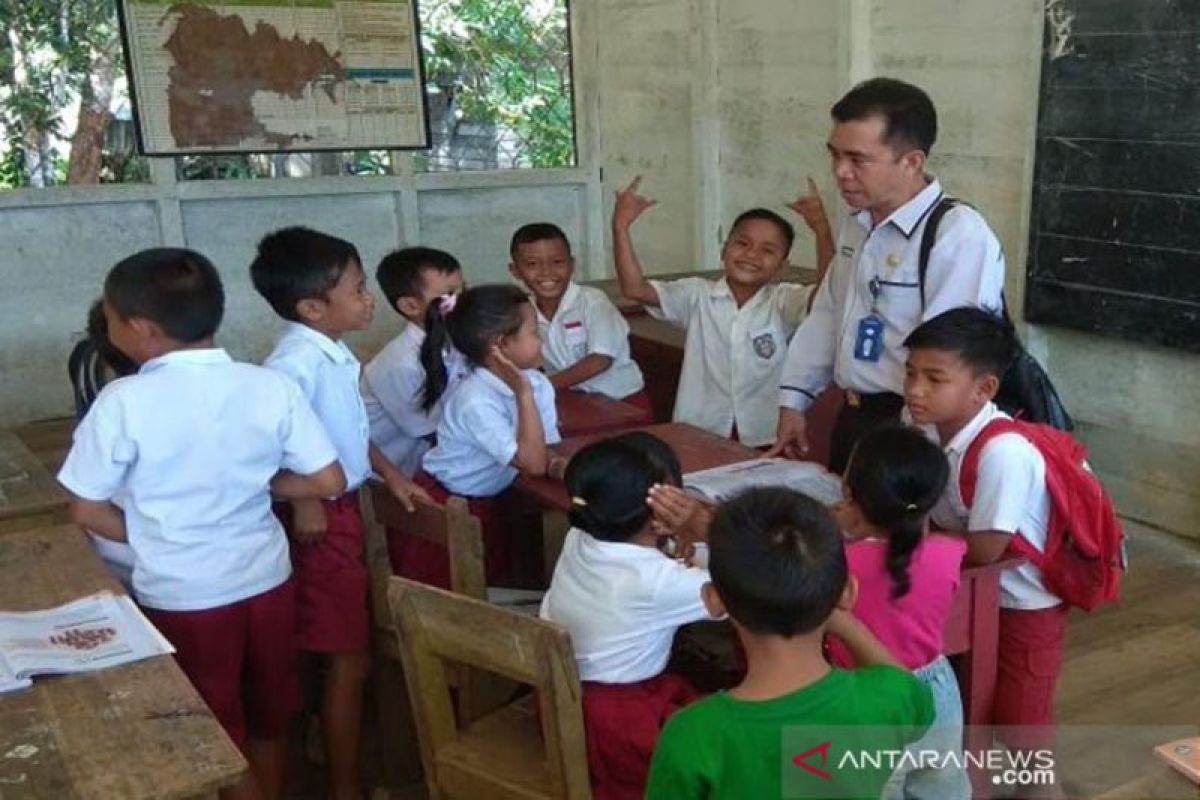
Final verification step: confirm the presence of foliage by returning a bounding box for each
[420,0,575,168]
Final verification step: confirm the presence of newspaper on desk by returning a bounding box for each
[0,591,174,694]
[683,458,843,507]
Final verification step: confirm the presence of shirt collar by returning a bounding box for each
[476,366,518,398]
[283,321,357,365]
[852,177,943,238]
[944,401,1001,455]
[536,281,582,324]
[139,347,232,374]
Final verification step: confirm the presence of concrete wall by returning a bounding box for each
[594,0,1199,539]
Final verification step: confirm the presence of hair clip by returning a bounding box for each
[905,503,918,511]
[438,292,459,314]
[570,496,588,508]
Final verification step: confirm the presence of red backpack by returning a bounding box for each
[960,418,1125,612]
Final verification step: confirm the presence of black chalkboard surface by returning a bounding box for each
[1026,0,1200,352]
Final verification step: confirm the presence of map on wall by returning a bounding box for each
[117,0,429,154]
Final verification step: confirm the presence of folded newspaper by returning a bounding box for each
[0,591,174,694]
[683,458,843,507]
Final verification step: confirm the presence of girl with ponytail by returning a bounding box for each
[540,432,715,800]
[392,284,564,588]
[829,424,970,800]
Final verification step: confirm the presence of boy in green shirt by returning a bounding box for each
[646,488,935,800]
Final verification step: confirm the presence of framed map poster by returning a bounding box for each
[116,0,430,155]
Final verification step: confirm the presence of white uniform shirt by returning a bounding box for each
[540,528,713,683]
[57,349,338,611]
[780,179,1006,412]
[422,367,561,497]
[648,277,810,446]
[537,282,644,400]
[910,402,1060,610]
[361,324,469,476]
[264,322,371,490]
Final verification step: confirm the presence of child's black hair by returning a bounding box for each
[832,77,938,155]
[509,222,572,259]
[375,247,461,315]
[565,433,680,542]
[104,248,225,343]
[86,299,138,377]
[729,208,795,254]
[69,299,139,418]
[708,487,846,637]
[903,306,1018,379]
[418,283,530,411]
[844,425,949,599]
[249,226,360,322]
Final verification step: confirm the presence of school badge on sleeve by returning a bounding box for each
[752,331,777,360]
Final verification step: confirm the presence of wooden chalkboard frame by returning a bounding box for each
[1025,0,1200,352]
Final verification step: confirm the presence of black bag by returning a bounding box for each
[918,197,1074,431]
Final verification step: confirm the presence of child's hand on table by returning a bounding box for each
[613,176,658,230]
[291,497,328,544]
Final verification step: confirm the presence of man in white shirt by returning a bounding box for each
[773,77,1006,472]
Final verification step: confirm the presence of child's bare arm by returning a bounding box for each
[612,176,661,307]
[369,443,432,512]
[67,496,128,542]
[825,609,901,668]
[491,346,550,476]
[270,461,346,500]
[963,530,1013,565]
[549,353,614,391]
[787,177,835,312]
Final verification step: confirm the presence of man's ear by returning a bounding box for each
[701,582,726,619]
[836,574,859,612]
[900,148,927,177]
[295,297,325,323]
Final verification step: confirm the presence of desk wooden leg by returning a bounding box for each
[955,574,1001,799]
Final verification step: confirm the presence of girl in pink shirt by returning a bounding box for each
[830,425,970,800]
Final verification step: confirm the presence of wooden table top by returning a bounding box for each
[516,422,760,512]
[0,525,246,799]
[555,391,653,438]
[0,429,67,526]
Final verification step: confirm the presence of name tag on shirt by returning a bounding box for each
[854,315,884,362]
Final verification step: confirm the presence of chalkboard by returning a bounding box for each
[1026,0,1200,352]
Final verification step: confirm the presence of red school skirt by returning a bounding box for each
[581,672,701,800]
[386,471,513,589]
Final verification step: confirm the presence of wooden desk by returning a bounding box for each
[0,525,246,799]
[555,391,653,438]
[517,422,760,513]
[0,429,68,535]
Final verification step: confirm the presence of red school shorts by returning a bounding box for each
[143,579,299,750]
[993,603,1069,747]
[386,472,512,589]
[275,492,370,654]
[581,672,701,800]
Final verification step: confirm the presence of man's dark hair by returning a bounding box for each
[730,208,795,254]
[375,247,461,313]
[510,222,572,259]
[832,77,938,155]
[104,248,224,343]
[249,226,360,321]
[903,306,1018,379]
[708,487,846,637]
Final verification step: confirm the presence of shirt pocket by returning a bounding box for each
[563,320,588,360]
[875,265,922,323]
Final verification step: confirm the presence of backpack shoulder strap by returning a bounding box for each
[918,196,960,308]
[958,417,1024,509]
